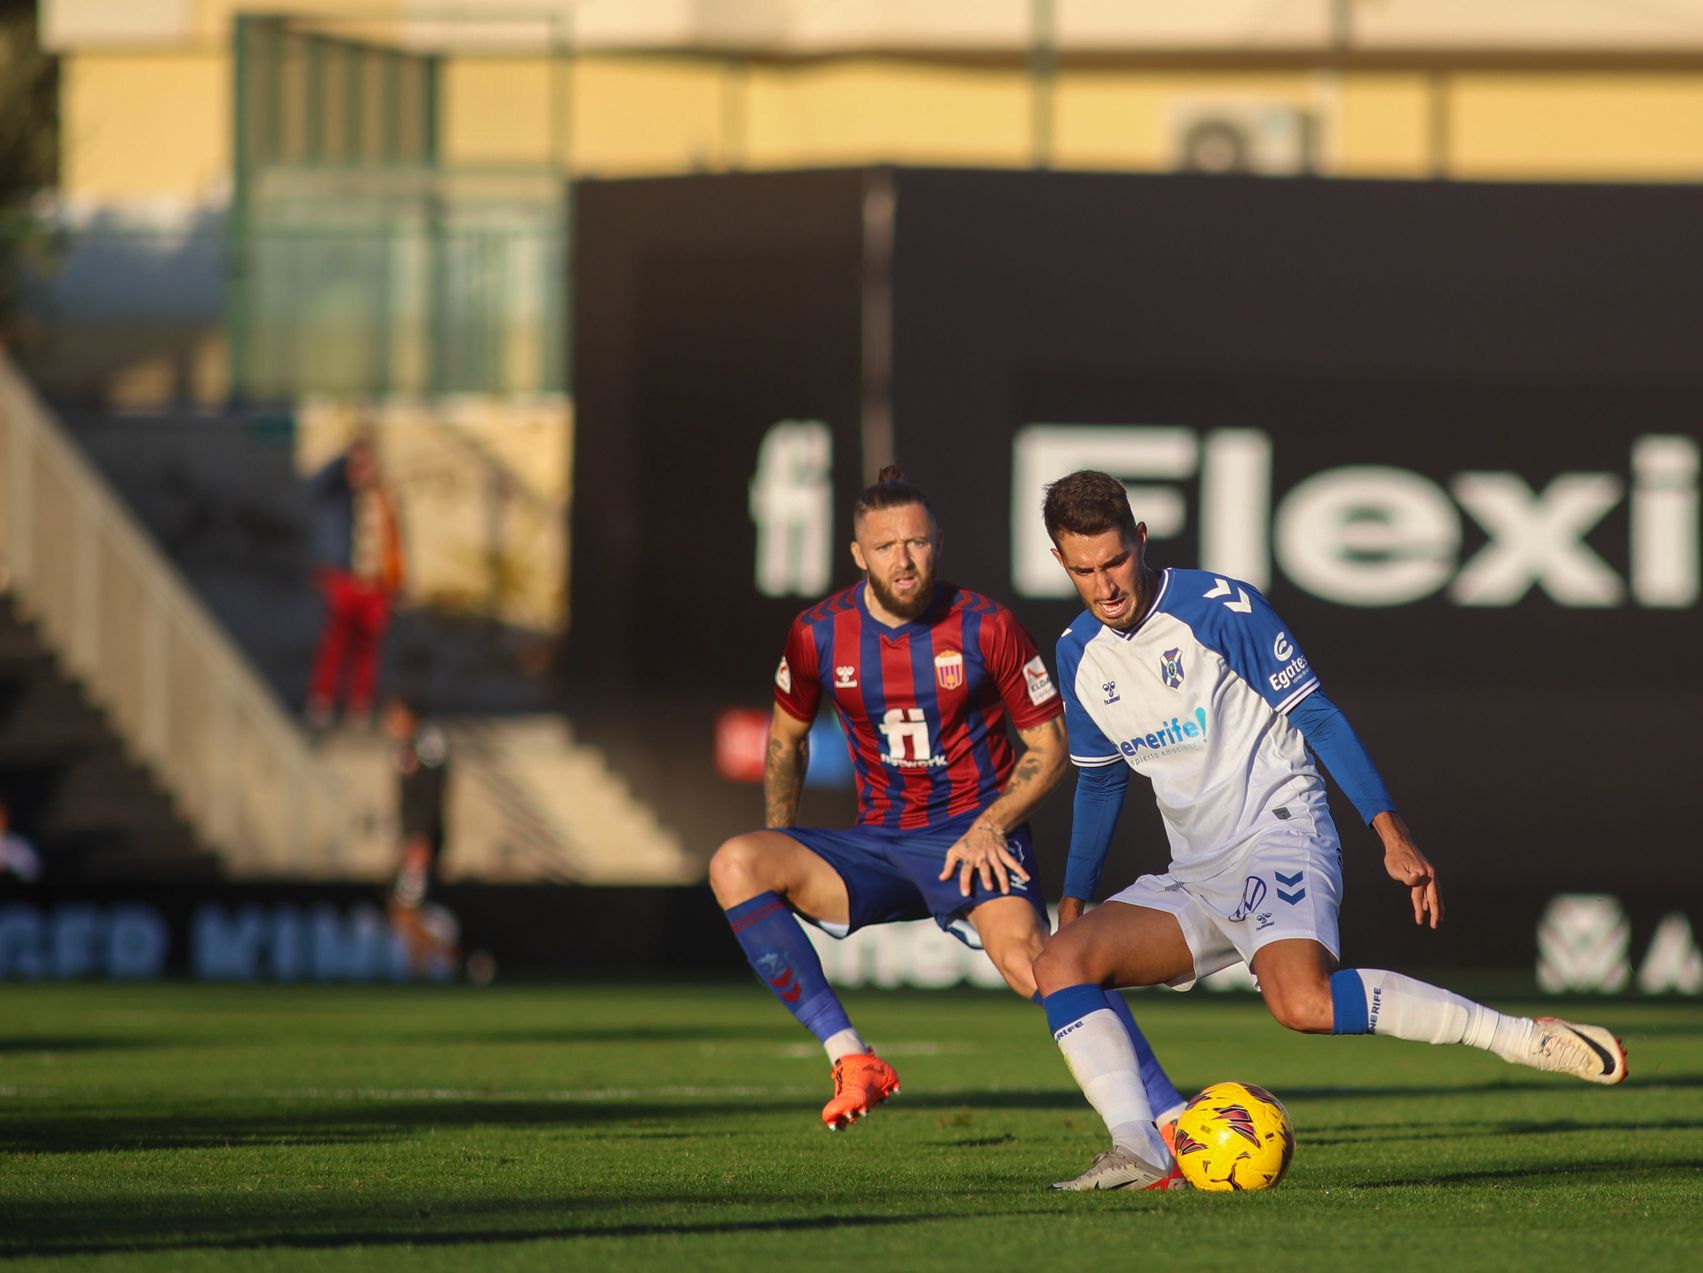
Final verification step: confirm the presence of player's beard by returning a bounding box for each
[867,563,936,621]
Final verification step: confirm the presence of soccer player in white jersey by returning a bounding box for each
[1031,470,1627,1192]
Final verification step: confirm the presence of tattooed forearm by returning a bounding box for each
[977,718,1068,831]
[763,732,809,829]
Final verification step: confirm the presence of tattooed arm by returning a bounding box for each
[763,708,814,829]
[938,715,1069,897]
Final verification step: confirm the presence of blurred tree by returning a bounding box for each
[0,0,58,351]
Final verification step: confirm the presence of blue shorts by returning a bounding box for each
[782,809,1046,949]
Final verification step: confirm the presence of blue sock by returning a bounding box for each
[1330,969,1371,1035]
[1037,987,1185,1116]
[1042,983,1110,1034]
[725,892,854,1044]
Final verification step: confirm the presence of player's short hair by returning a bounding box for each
[853,465,935,528]
[1042,470,1139,544]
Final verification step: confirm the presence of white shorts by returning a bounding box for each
[1105,823,1343,992]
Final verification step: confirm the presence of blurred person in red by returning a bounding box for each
[305,436,406,728]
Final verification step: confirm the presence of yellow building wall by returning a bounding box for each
[441,57,559,167]
[566,57,729,174]
[62,53,229,205]
[743,61,1028,168]
[52,45,1703,205]
[1451,75,1703,180]
[1336,75,1435,177]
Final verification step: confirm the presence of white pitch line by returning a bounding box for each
[779,1040,950,1059]
[266,1085,821,1102]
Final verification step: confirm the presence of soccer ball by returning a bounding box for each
[1172,1081,1295,1192]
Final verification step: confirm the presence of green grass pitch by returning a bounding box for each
[1,983,1698,1270]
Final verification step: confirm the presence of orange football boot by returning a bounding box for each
[822,1050,901,1130]
[1155,1117,1189,1191]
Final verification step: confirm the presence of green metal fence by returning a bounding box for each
[230,14,568,400]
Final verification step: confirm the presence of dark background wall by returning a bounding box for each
[568,170,871,840]
[568,168,1703,960]
[884,170,1703,900]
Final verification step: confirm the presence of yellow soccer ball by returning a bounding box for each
[1173,1081,1295,1192]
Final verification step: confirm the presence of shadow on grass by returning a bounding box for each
[1353,1159,1703,1189]
[428,1023,803,1046]
[0,1087,921,1154]
[1280,1076,1703,1101]
[1305,1117,1703,1148]
[0,1036,160,1054]
[0,1197,980,1257]
[10,1073,1699,1155]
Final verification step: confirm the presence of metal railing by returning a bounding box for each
[233,165,569,400]
[0,352,360,875]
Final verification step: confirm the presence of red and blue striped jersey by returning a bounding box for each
[773,581,1062,830]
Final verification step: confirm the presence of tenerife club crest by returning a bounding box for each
[1159,647,1185,689]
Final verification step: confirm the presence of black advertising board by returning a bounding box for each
[568,169,1703,968]
[884,170,1703,897]
[0,882,1688,986]
[568,170,871,841]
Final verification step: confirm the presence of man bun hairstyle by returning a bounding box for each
[853,464,935,526]
[1042,470,1139,544]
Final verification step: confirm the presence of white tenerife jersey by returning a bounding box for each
[1058,567,1334,881]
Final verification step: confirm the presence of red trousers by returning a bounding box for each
[309,569,392,713]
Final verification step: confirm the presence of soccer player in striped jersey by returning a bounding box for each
[711,467,1186,1140]
[1032,470,1627,1192]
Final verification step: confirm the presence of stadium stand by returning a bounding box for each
[0,594,217,880]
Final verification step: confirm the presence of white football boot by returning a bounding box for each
[1050,1146,1181,1192]
[1519,1017,1628,1085]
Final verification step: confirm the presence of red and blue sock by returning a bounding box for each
[725,891,856,1049]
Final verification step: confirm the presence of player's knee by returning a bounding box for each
[1033,940,1094,996]
[1263,981,1334,1034]
[708,834,772,904]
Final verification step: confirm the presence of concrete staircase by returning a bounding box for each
[2,353,695,886]
[307,717,696,885]
[0,597,219,879]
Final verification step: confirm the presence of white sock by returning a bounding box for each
[1487,1014,1536,1062]
[1351,968,1504,1050]
[824,1027,868,1062]
[1054,1007,1164,1162]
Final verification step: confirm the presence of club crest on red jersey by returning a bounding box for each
[934,649,965,690]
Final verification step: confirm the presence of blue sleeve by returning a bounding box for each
[1057,628,1119,766]
[1061,761,1131,902]
[1287,690,1397,827]
[1177,577,1318,714]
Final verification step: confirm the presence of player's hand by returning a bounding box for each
[1057,896,1086,928]
[1374,812,1442,929]
[939,823,1030,898]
